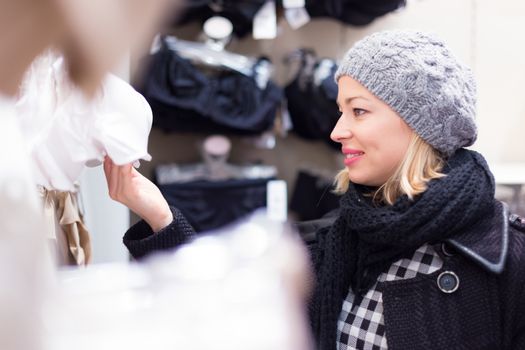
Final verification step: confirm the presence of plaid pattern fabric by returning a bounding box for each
[337,244,443,350]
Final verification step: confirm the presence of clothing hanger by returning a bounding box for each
[155,135,277,185]
[283,48,337,88]
[282,48,317,83]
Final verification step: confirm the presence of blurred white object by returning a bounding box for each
[43,210,313,350]
[155,135,277,184]
[15,52,153,191]
[490,162,525,213]
[201,134,232,180]
[203,16,233,50]
[252,0,277,40]
[0,96,53,350]
[266,180,288,222]
[490,162,525,185]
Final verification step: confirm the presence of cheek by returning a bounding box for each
[361,124,407,157]
[383,142,409,170]
[362,122,411,172]
[384,132,410,156]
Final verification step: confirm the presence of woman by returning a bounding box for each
[104,30,525,349]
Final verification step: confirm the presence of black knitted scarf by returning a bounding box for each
[313,149,496,350]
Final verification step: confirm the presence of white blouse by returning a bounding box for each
[16,53,152,191]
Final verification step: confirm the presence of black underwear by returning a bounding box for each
[285,50,340,149]
[158,177,273,232]
[138,41,283,135]
[305,0,406,26]
[171,1,405,32]
[290,170,340,221]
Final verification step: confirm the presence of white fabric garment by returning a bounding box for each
[16,53,152,191]
[0,95,52,350]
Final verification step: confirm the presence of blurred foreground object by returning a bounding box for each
[16,52,153,191]
[43,211,313,350]
[53,0,181,96]
[0,1,181,349]
[0,0,181,97]
[0,97,53,350]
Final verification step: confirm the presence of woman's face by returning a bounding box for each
[331,76,413,187]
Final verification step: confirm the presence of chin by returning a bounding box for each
[347,174,368,186]
[348,173,382,187]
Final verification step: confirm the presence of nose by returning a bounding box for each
[330,114,352,143]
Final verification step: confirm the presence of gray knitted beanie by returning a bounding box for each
[334,30,477,156]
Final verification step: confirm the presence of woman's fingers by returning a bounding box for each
[110,160,122,199]
[104,156,134,201]
[103,156,117,198]
[103,156,112,186]
[116,163,133,201]
[103,157,173,231]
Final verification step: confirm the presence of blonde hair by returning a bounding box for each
[333,134,446,205]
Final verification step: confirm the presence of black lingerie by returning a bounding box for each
[290,170,340,221]
[285,49,340,149]
[173,0,406,32]
[138,40,283,135]
[305,0,406,26]
[157,177,273,232]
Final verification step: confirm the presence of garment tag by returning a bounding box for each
[285,7,310,30]
[266,180,287,222]
[281,99,294,133]
[313,59,335,86]
[150,33,161,54]
[253,1,277,40]
[283,0,305,9]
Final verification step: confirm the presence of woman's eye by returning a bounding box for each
[353,108,366,116]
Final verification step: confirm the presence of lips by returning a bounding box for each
[345,152,364,159]
[342,148,364,166]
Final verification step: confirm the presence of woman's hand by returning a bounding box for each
[103,156,173,232]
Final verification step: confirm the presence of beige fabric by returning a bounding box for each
[39,186,91,266]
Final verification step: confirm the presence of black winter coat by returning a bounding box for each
[123,201,525,349]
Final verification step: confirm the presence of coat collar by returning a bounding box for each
[296,201,512,275]
[445,201,509,274]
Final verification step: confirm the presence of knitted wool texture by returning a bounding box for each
[312,149,496,350]
[335,30,477,156]
[124,207,196,259]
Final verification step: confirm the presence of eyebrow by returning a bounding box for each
[336,96,369,108]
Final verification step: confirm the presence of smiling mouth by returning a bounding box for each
[345,152,364,159]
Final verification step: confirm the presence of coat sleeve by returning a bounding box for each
[123,206,196,259]
[505,226,525,349]
[511,258,525,348]
[294,220,332,348]
[511,270,525,349]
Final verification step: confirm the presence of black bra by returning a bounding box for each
[158,177,272,232]
[285,50,340,149]
[172,1,405,34]
[138,41,283,135]
[305,0,406,26]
